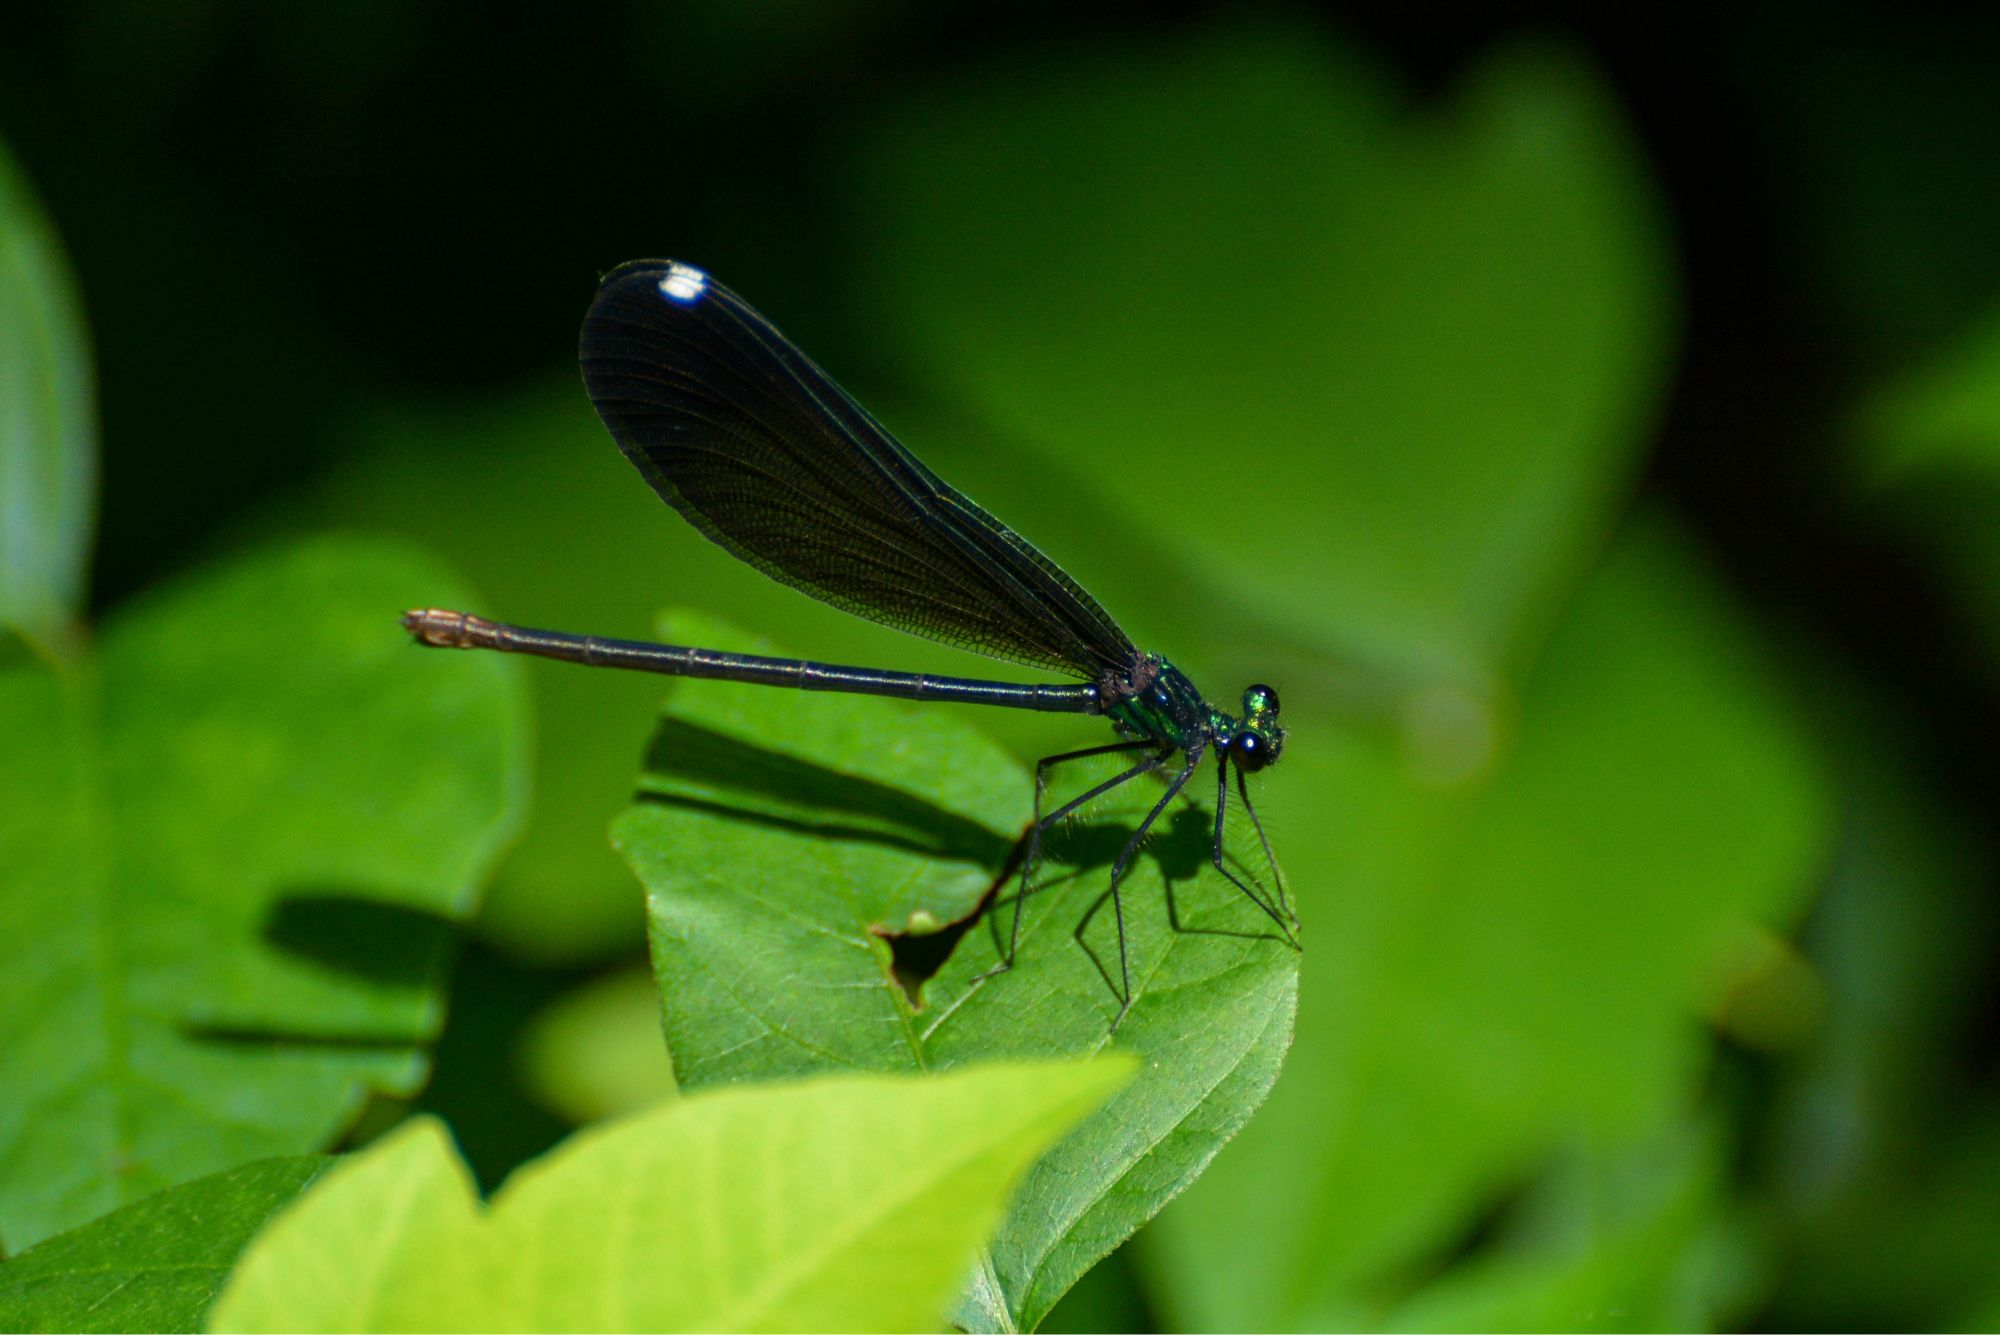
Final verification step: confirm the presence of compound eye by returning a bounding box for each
[1244,682,1280,716]
[1233,729,1272,772]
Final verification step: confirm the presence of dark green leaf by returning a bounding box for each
[1850,301,2000,666]
[277,388,697,965]
[0,1158,329,1333]
[1854,306,2000,487]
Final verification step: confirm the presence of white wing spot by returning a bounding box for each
[658,263,708,305]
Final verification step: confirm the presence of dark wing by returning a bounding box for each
[578,259,1136,681]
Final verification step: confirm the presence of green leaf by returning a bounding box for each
[517,966,677,1125]
[1138,515,1833,1328]
[1377,1121,1754,1332]
[841,20,1671,681]
[1854,303,2000,487]
[0,536,528,1250]
[208,1119,484,1335]
[0,135,95,647]
[0,1158,330,1333]
[208,1058,1134,1334]
[618,612,1298,1332]
[1756,710,2000,1330]
[283,385,1013,968]
[1847,300,2000,668]
[276,387,697,964]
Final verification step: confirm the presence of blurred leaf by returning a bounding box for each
[285,385,1016,966]
[0,1157,328,1332]
[844,20,1672,682]
[1767,715,1986,1204]
[1758,703,1996,1330]
[209,1058,1134,1334]
[208,1118,481,1335]
[1855,304,2000,487]
[1957,1287,2000,1335]
[270,387,673,964]
[1850,298,2000,662]
[517,965,676,1124]
[1774,1108,2000,1331]
[0,135,95,647]
[1140,515,1832,1329]
[1378,1121,1754,1332]
[619,612,1298,1332]
[0,537,527,1250]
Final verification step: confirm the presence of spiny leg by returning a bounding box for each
[974,742,1164,985]
[1077,751,1200,1030]
[1237,763,1294,924]
[1211,753,1301,947]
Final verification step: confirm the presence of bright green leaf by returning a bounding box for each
[0,536,527,1250]
[619,612,1298,1332]
[843,20,1671,682]
[0,1158,330,1333]
[0,136,95,647]
[209,1057,1135,1334]
[209,1119,484,1334]
[1140,515,1833,1329]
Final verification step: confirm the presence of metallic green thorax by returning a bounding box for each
[1105,655,1285,768]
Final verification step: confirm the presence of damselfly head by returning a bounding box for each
[1232,683,1284,771]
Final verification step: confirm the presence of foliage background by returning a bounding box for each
[4,2,2000,1329]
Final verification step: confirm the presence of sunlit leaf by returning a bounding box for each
[209,1058,1133,1333]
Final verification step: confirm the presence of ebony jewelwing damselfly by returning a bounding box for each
[404,259,1297,1027]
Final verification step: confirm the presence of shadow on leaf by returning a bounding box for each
[180,894,458,1050]
[262,892,457,989]
[633,718,1015,870]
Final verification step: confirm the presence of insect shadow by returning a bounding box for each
[632,719,1280,1009]
[1003,802,1284,1006]
[182,893,457,1049]
[632,718,1014,871]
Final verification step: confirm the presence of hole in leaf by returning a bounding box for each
[882,915,979,1008]
[874,836,1027,1009]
